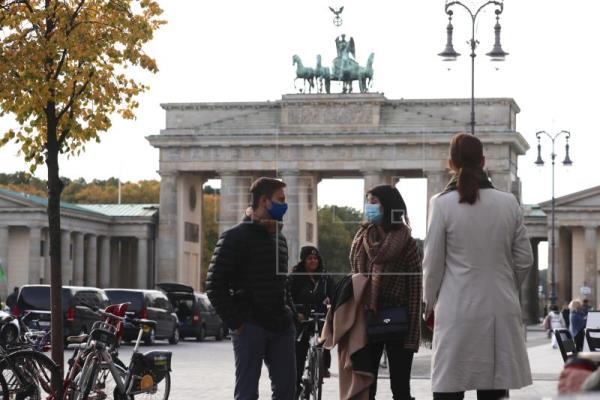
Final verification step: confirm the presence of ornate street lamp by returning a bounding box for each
[535,130,573,306]
[439,0,508,135]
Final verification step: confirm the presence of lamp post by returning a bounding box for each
[535,130,573,306]
[439,0,509,136]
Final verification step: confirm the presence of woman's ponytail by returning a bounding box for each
[450,134,484,205]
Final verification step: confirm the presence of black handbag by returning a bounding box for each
[366,306,409,342]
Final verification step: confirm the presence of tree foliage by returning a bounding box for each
[0,0,165,168]
[317,205,363,275]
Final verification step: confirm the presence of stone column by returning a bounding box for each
[0,226,9,298]
[361,169,385,195]
[84,234,97,286]
[219,171,241,234]
[110,238,120,287]
[585,226,598,305]
[42,229,50,284]
[521,239,540,324]
[99,236,111,288]
[73,232,85,286]
[28,226,42,284]
[425,170,449,226]
[489,170,513,194]
[137,237,148,289]
[281,171,300,268]
[158,172,178,283]
[61,231,72,285]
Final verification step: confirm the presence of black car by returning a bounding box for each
[104,289,179,345]
[157,283,226,341]
[16,285,110,342]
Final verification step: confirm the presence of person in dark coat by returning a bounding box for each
[288,246,335,396]
[206,177,298,400]
[570,300,587,352]
[562,303,571,331]
[5,287,18,314]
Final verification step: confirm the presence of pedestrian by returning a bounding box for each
[288,245,334,398]
[423,133,534,400]
[206,177,298,400]
[569,300,586,352]
[544,304,566,348]
[582,299,591,316]
[5,287,18,314]
[561,302,571,331]
[350,184,422,400]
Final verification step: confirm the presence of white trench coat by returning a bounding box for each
[423,188,534,393]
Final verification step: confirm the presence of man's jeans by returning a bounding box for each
[232,322,296,400]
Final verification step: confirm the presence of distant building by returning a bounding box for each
[523,185,600,322]
[0,188,158,298]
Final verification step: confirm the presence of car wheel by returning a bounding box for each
[215,324,225,341]
[169,327,180,345]
[196,325,206,342]
[144,327,156,346]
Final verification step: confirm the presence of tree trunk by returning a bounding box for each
[45,105,64,377]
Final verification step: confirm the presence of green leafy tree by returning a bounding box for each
[0,0,164,369]
[317,205,362,275]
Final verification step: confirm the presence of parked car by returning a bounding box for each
[15,285,109,342]
[156,283,226,341]
[104,289,179,345]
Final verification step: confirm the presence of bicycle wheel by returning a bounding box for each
[65,353,100,400]
[89,356,128,400]
[310,348,324,400]
[133,371,170,400]
[0,349,62,400]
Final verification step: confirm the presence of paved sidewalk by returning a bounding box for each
[102,325,565,399]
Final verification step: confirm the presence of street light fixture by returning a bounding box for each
[535,130,573,306]
[439,0,508,135]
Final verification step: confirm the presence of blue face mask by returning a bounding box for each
[364,203,382,224]
[267,201,288,221]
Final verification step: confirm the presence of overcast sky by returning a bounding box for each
[1,0,598,253]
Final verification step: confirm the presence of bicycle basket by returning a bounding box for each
[130,351,171,391]
[88,321,117,347]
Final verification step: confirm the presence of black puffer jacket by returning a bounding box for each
[206,217,295,332]
[288,263,335,316]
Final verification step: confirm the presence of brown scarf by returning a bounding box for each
[350,223,412,311]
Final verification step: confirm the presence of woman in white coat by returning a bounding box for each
[423,133,534,400]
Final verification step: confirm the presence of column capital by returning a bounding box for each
[217,170,239,177]
[583,224,598,232]
[158,170,178,178]
[360,169,383,176]
[278,169,300,177]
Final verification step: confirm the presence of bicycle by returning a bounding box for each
[297,307,326,400]
[64,303,171,400]
[0,312,62,399]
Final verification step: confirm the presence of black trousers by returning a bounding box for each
[575,329,585,352]
[433,390,509,400]
[369,339,414,400]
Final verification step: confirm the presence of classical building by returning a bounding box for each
[0,188,158,298]
[147,93,528,290]
[523,186,600,321]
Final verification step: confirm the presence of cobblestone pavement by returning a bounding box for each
[82,327,563,399]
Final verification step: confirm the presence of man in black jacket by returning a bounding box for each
[206,177,297,400]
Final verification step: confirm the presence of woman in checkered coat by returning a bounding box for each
[350,184,422,400]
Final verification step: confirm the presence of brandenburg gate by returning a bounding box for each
[147,94,528,290]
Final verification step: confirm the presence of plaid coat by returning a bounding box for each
[350,223,422,351]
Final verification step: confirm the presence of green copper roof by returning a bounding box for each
[0,188,158,218]
[78,204,158,217]
[522,204,546,218]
